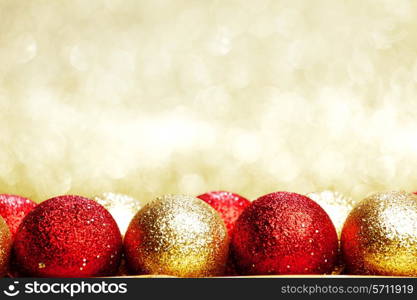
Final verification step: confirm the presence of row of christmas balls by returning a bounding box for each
[0,190,416,277]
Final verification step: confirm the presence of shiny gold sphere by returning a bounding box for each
[307,190,356,237]
[93,192,144,235]
[341,191,417,276]
[0,216,12,277]
[124,194,229,277]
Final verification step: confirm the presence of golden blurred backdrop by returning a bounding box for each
[0,0,417,203]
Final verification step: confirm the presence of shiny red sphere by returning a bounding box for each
[13,195,122,277]
[197,191,251,236]
[231,191,338,275]
[0,194,37,237]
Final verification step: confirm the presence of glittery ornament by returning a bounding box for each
[93,192,144,235]
[341,191,417,276]
[0,194,37,237]
[307,190,355,237]
[231,191,338,275]
[197,191,250,276]
[124,194,229,277]
[0,216,11,277]
[13,195,122,277]
[197,191,251,236]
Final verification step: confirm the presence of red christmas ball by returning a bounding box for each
[0,194,37,237]
[13,195,122,277]
[197,191,251,236]
[231,191,338,275]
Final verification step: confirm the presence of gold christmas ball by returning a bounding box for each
[93,192,144,235]
[341,191,417,276]
[124,194,229,277]
[0,216,12,277]
[307,190,355,237]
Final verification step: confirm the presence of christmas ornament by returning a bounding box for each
[13,195,122,277]
[0,216,11,277]
[307,190,355,237]
[124,194,229,277]
[341,191,417,276]
[0,194,37,237]
[231,191,338,275]
[93,192,144,235]
[197,191,251,236]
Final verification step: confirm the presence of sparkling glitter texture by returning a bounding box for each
[197,191,251,236]
[93,192,144,235]
[341,191,417,276]
[124,194,229,277]
[0,216,11,277]
[307,190,355,237]
[0,194,37,237]
[13,195,122,277]
[231,192,338,275]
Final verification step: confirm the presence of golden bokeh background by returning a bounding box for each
[0,0,417,203]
